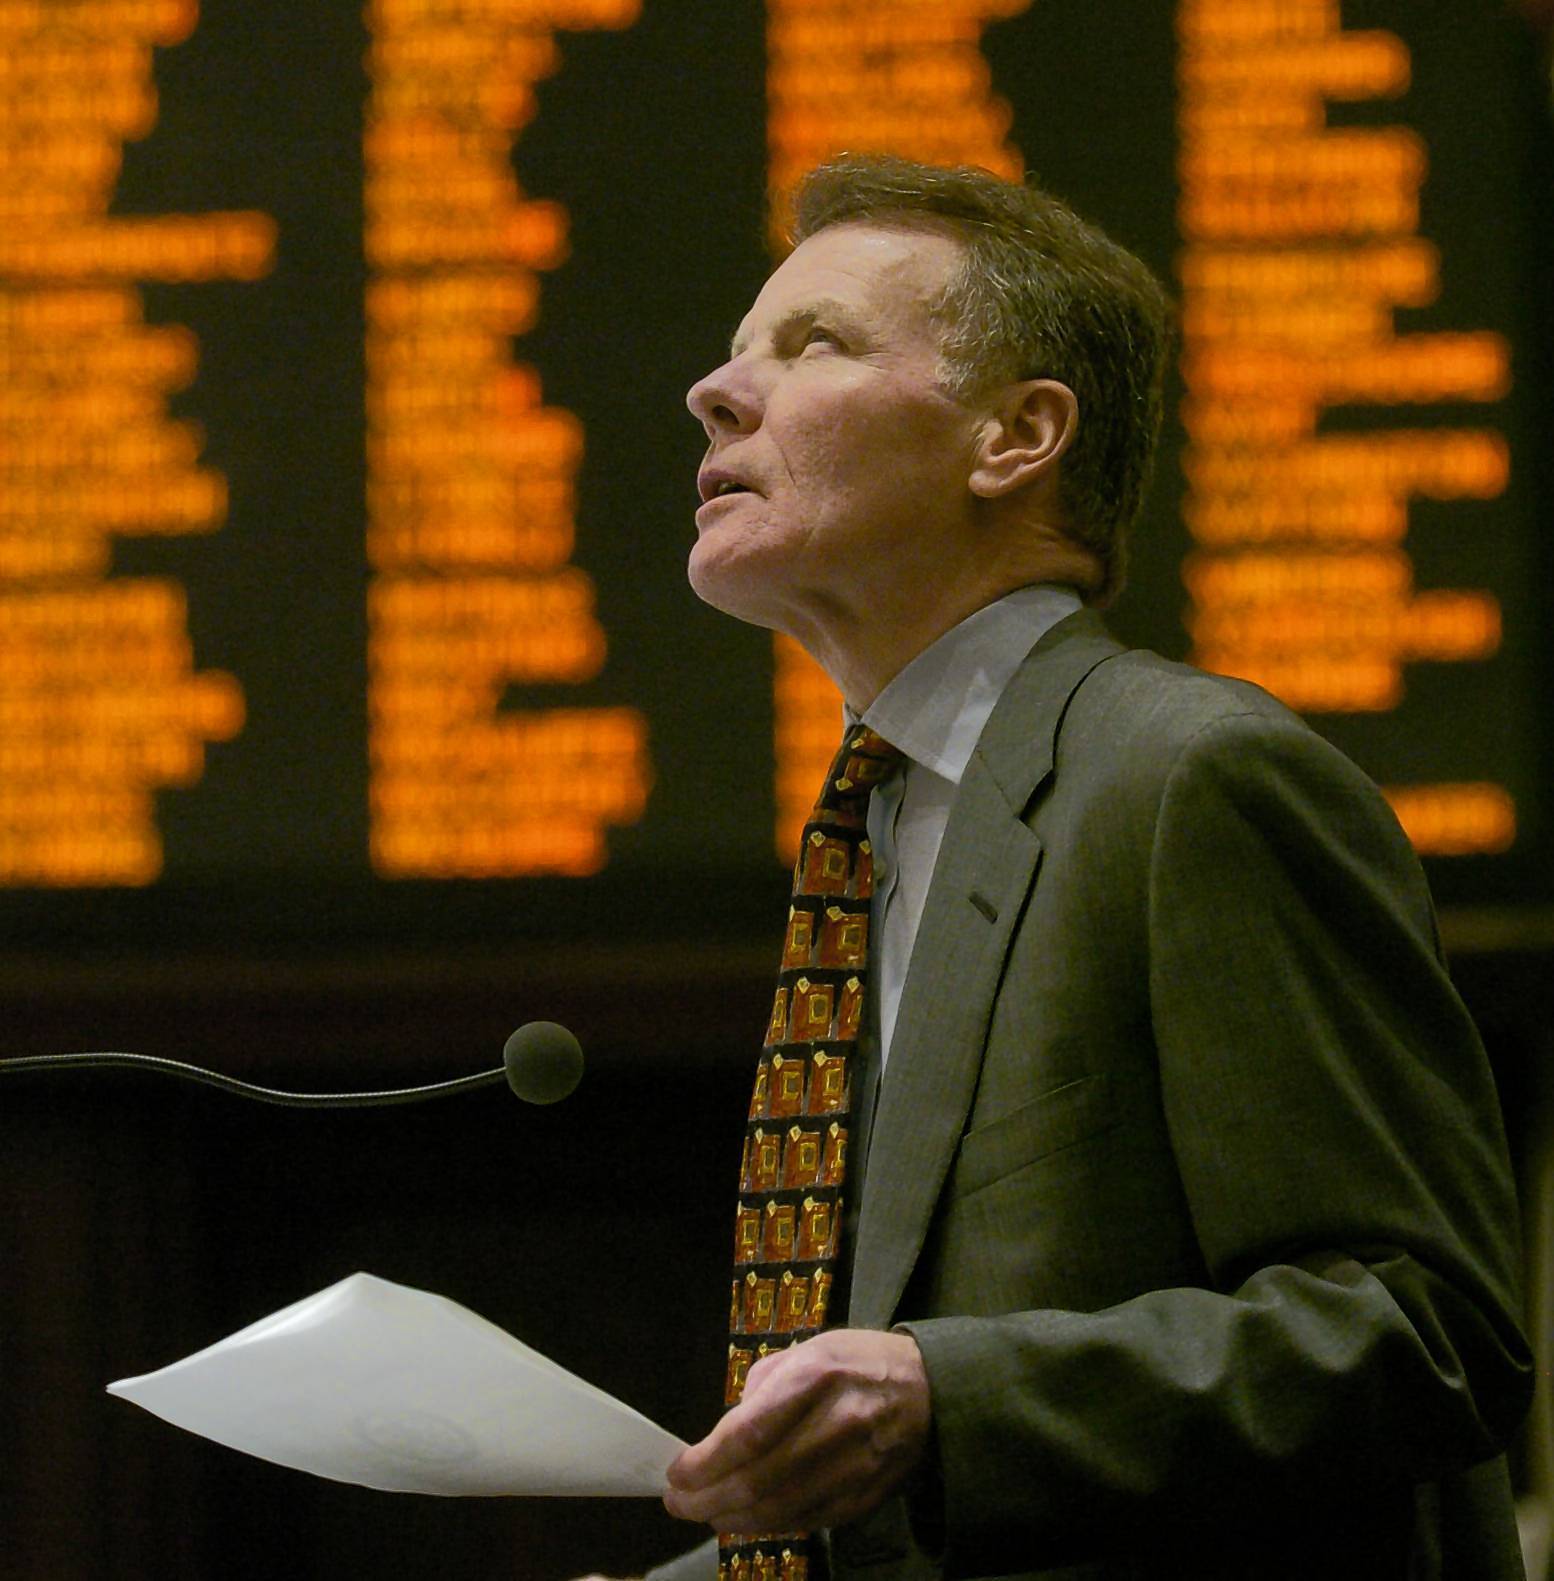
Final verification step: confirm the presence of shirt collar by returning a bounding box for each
[857,584,1084,785]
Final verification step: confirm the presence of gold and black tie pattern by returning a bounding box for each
[718,724,904,1581]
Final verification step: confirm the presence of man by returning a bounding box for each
[653,155,1532,1578]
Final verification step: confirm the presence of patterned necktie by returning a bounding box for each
[719,724,904,1581]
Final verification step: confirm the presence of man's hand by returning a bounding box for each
[662,1330,931,1535]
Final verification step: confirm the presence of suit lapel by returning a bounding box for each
[848,610,1122,1329]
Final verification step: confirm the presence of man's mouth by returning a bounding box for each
[698,469,757,506]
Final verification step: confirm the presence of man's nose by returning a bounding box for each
[686,356,760,437]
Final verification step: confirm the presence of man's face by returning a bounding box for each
[685,222,984,637]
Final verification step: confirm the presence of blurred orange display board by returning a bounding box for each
[1176,0,1514,854]
[0,0,271,885]
[361,0,650,878]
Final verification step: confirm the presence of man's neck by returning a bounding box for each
[794,557,1096,708]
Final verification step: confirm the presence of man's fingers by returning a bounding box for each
[664,1430,886,1533]
[666,1349,826,1491]
[664,1407,812,1522]
[663,1333,932,1534]
[665,1407,785,1496]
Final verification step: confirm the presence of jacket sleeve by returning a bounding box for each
[896,710,1532,1572]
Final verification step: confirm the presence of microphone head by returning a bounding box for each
[502,1022,584,1105]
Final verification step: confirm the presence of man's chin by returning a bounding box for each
[686,542,783,630]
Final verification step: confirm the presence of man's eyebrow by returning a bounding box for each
[728,300,869,359]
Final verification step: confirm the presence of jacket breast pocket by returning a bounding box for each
[950,1073,1116,1200]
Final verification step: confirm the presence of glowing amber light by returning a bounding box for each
[1381,783,1516,857]
[1175,0,1513,855]
[0,0,273,888]
[766,0,1032,859]
[765,0,1028,246]
[1177,30,1411,98]
[363,0,650,880]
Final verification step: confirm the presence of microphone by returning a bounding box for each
[501,1021,584,1104]
[0,1020,584,1109]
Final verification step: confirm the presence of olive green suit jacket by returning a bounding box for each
[829,609,1532,1581]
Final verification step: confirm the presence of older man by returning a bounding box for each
[649,156,1530,1579]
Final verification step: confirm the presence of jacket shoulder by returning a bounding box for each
[1067,643,1310,759]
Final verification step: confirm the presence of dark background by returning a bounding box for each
[3,2,1553,1577]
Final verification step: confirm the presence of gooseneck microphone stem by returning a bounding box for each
[0,1021,585,1108]
[0,1051,508,1108]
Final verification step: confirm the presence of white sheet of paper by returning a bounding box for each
[107,1272,687,1496]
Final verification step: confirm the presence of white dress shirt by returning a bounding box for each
[857,584,1083,1065]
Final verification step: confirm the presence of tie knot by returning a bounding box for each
[816,725,904,813]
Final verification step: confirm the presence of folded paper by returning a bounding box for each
[108,1272,686,1496]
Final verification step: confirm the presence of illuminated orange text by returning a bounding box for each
[0,0,270,886]
[1176,0,1513,852]
[363,0,651,879]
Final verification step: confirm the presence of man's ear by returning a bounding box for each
[968,379,1078,500]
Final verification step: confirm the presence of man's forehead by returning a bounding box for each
[729,223,959,357]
